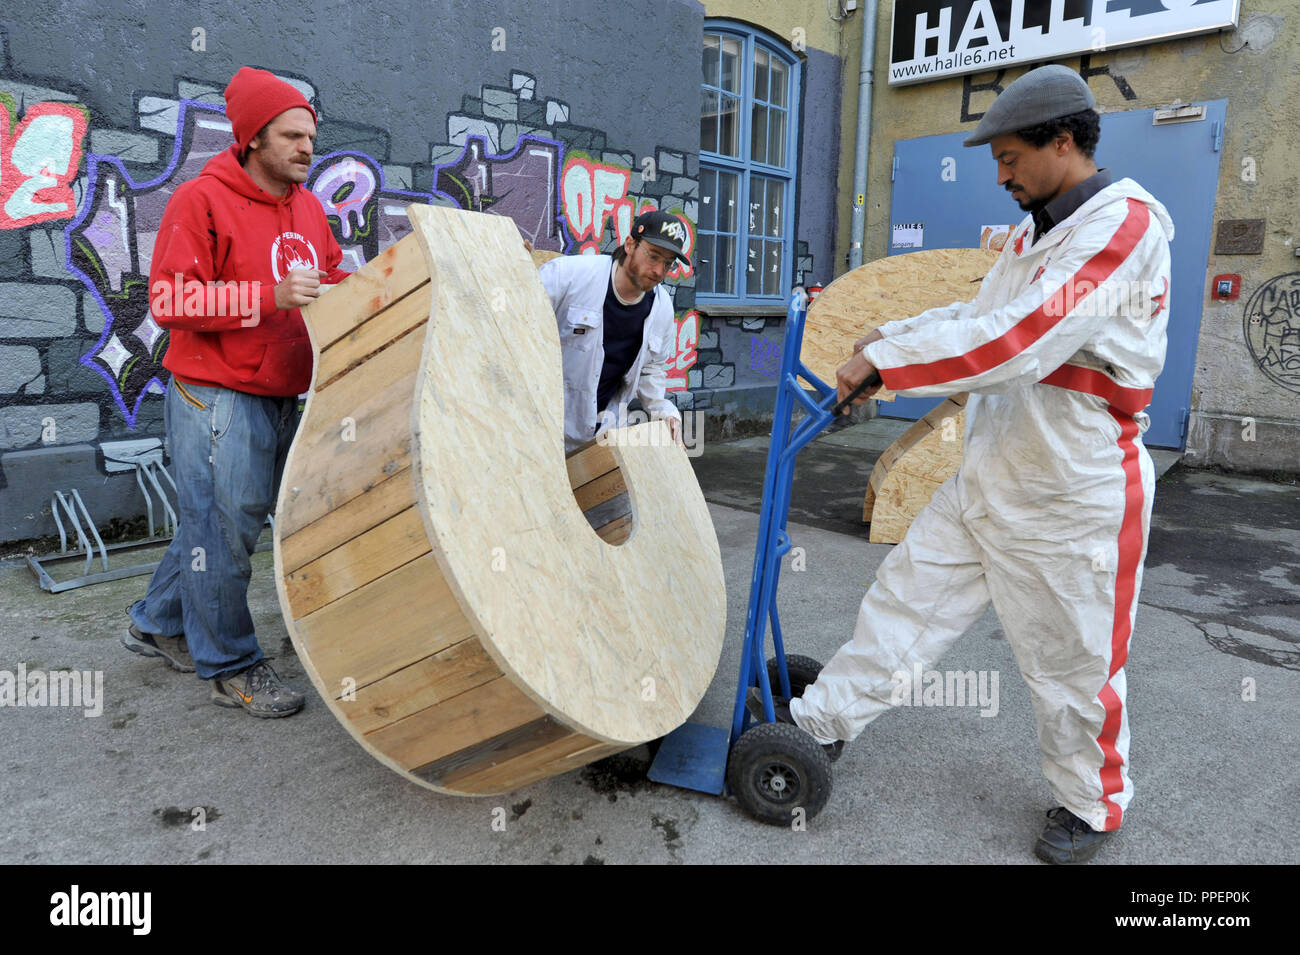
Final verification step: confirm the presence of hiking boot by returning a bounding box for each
[211,661,305,718]
[121,624,195,673]
[745,687,844,762]
[1034,807,1115,864]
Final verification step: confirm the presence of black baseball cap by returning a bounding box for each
[632,210,691,267]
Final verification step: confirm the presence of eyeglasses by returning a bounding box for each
[642,247,678,269]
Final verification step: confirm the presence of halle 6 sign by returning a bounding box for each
[888,0,1241,87]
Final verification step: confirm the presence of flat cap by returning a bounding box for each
[963,65,1095,147]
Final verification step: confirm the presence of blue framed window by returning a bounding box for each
[699,23,800,303]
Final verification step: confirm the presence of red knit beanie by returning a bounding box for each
[224,67,317,152]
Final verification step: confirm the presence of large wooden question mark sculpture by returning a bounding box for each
[274,205,726,795]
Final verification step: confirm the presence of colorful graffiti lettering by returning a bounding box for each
[664,309,699,392]
[308,152,420,271]
[0,100,88,229]
[311,156,377,241]
[558,154,694,280]
[561,155,632,253]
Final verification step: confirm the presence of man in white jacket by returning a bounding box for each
[538,210,686,452]
[760,66,1174,864]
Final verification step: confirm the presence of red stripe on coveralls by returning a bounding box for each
[1040,364,1153,417]
[1096,407,1146,830]
[877,198,1150,393]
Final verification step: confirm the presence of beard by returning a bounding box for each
[1008,184,1048,214]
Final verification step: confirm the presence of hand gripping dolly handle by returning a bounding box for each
[830,370,882,417]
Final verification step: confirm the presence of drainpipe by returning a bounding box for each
[849,1,878,270]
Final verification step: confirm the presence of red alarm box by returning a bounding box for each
[1211,274,1241,301]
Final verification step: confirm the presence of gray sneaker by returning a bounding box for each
[122,624,195,673]
[211,661,305,718]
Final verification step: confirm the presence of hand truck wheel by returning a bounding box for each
[727,721,832,826]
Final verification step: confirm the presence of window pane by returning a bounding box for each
[747,177,762,234]
[718,93,739,157]
[767,107,786,167]
[754,48,770,103]
[750,104,769,164]
[764,179,783,237]
[715,234,734,294]
[703,34,720,87]
[720,36,741,93]
[765,240,783,296]
[698,169,718,232]
[700,89,719,153]
[746,238,763,296]
[716,170,738,233]
[769,57,788,108]
[696,233,716,294]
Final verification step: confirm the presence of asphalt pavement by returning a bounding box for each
[1,418,1296,864]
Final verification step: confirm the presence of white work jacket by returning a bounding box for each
[538,253,682,452]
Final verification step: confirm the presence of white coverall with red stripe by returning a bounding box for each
[790,178,1174,832]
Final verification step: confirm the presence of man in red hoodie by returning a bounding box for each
[123,67,349,717]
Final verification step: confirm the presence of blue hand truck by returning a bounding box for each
[648,288,880,825]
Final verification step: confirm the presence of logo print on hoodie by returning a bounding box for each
[271,232,320,282]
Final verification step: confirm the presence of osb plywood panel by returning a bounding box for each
[802,249,997,401]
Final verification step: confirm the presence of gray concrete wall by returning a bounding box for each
[0,0,848,543]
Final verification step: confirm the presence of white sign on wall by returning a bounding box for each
[892,221,925,249]
[888,0,1241,86]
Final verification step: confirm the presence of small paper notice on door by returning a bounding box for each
[892,221,923,249]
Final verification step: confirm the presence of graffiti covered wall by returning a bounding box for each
[0,0,844,542]
[0,70,698,540]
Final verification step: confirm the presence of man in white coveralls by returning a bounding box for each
[755,65,1174,864]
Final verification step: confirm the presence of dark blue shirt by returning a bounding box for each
[596,270,652,412]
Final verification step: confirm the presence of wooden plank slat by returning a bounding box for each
[594,514,633,545]
[293,552,475,692]
[285,507,430,619]
[316,284,430,389]
[413,715,574,785]
[279,467,416,575]
[364,675,544,771]
[344,638,501,735]
[445,737,627,795]
[572,468,627,512]
[306,234,429,351]
[277,329,425,538]
[565,440,619,488]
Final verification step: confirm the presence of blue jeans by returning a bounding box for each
[129,378,300,680]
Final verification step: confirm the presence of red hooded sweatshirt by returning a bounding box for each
[149,144,350,396]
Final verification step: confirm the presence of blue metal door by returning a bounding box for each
[885,101,1225,449]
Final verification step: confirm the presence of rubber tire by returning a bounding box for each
[767,654,823,699]
[727,721,832,826]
